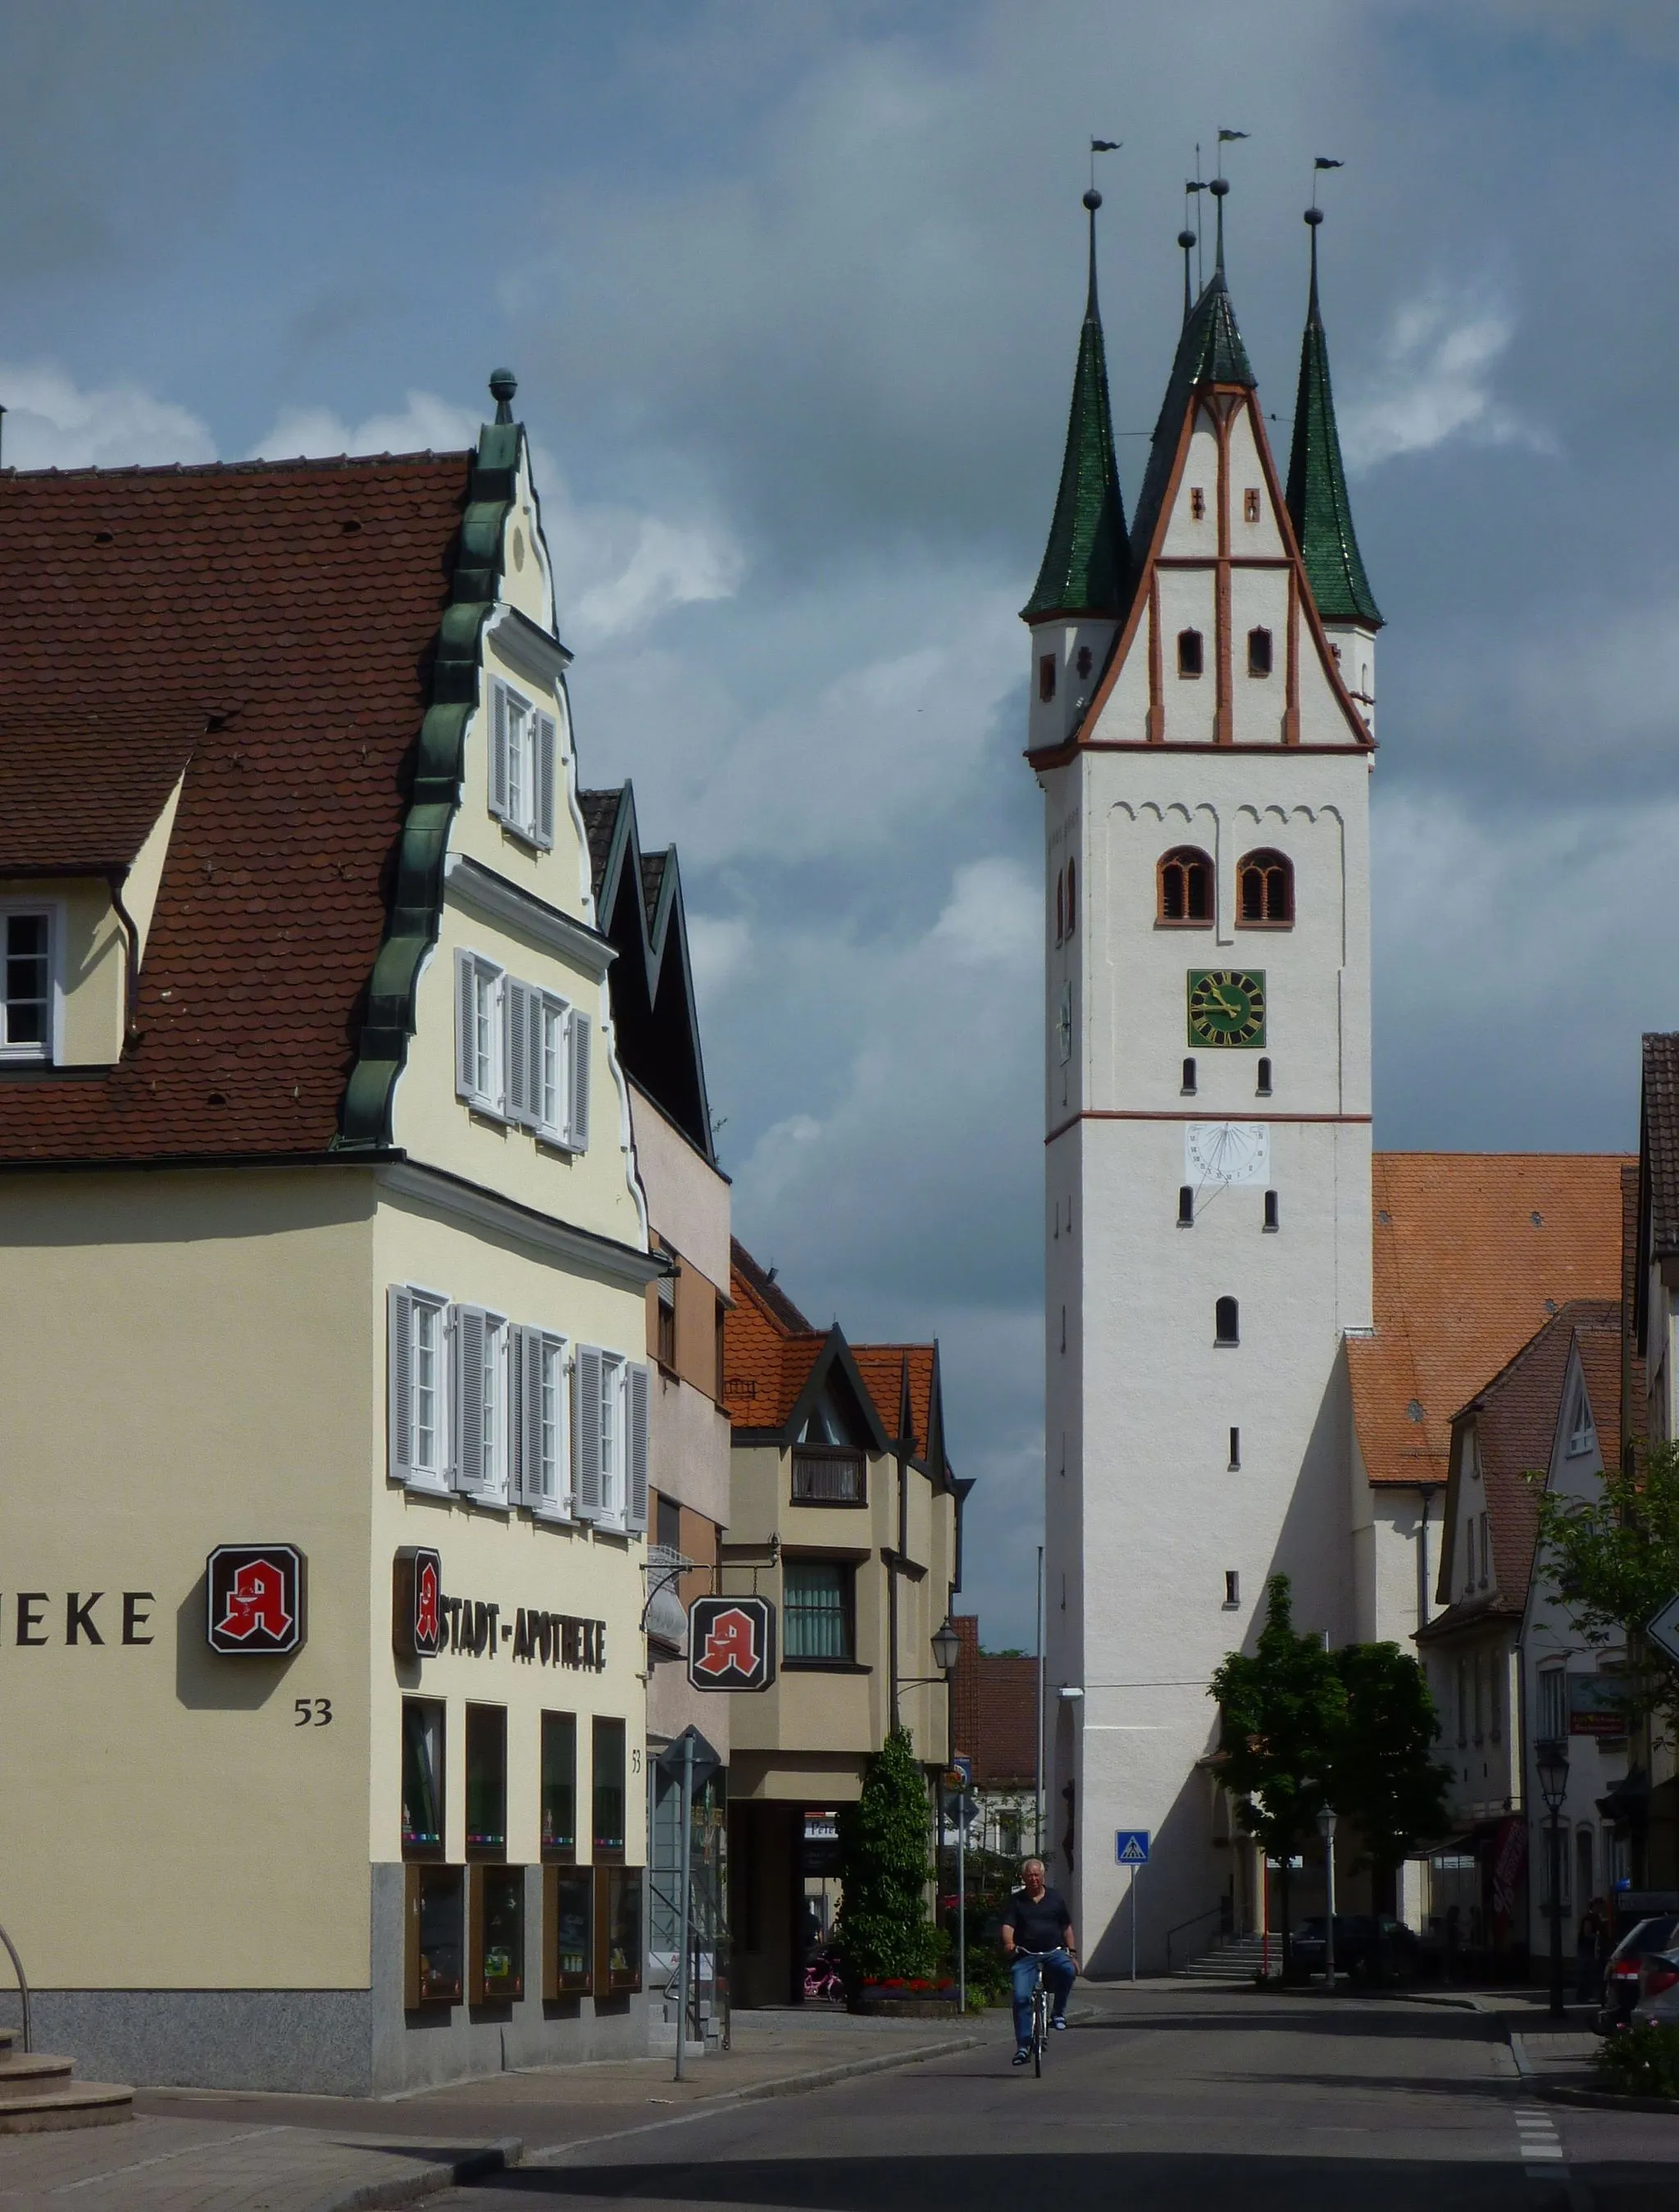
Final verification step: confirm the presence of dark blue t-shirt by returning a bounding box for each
[1003,1887,1072,1954]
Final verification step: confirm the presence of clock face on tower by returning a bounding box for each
[1186,968,1266,1049]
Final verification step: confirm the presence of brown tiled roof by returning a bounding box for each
[1644,1035,1679,1259]
[952,1615,981,1763]
[950,1620,1036,1786]
[0,703,200,872]
[1349,1153,1628,1489]
[730,1236,814,1333]
[853,1344,937,1463]
[0,453,471,1162]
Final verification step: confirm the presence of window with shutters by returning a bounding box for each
[503,979,590,1151]
[512,1326,568,1514]
[571,1349,649,1533]
[0,907,53,1059]
[455,951,506,1117]
[1537,1664,1566,1744]
[489,679,557,849]
[389,1286,453,1490]
[453,1305,510,1504]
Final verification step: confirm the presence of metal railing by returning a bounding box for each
[0,1921,30,2052]
[1164,1905,1226,1976]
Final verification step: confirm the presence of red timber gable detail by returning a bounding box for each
[1026,377,1375,771]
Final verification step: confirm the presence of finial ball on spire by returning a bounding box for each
[1304,206,1324,227]
[1208,175,1229,198]
[1177,228,1196,249]
[1083,188,1102,212]
[489,366,518,425]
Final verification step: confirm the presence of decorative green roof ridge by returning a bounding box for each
[1285,228,1381,630]
[1022,207,1128,623]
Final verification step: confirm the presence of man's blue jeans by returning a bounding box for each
[1011,1948,1075,2046]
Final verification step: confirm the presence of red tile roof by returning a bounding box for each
[951,1618,1037,1786]
[0,454,471,1161]
[1350,1153,1628,1489]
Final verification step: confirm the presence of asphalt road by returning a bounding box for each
[435,1987,1679,2212]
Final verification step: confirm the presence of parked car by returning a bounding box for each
[1288,1915,1419,1982]
[1630,1948,1679,2029]
[1597,1915,1679,2035]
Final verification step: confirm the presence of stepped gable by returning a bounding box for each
[1349,1153,1628,1491]
[0,452,472,1163]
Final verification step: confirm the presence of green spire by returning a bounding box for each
[1285,216,1381,629]
[1022,193,1128,623]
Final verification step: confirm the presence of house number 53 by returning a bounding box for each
[293,1698,333,1727]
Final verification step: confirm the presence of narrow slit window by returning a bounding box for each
[1237,849,1293,926]
[1039,654,1057,704]
[1228,1427,1241,1471]
[1181,1056,1197,1095]
[1215,1295,1240,1345]
[1190,486,1206,521]
[1223,1571,1240,1609]
[1158,846,1213,924]
[1075,644,1093,680]
[1246,626,1273,677]
[1178,1186,1194,1227]
[1256,1056,1272,1096]
[1263,1190,1279,1232]
[1176,628,1204,679]
[1243,487,1261,524]
[1054,869,1064,946]
[1064,858,1076,935]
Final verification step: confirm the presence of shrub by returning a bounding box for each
[837,1727,940,1991]
[1594,2023,1679,2100]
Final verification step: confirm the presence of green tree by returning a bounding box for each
[1209,1574,1345,1974]
[1533,1437,1679,1740]
[1329,1642,1452,1949]
[836,1726,940,1991]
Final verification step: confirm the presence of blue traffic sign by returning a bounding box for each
[1115,1830,1151,1865]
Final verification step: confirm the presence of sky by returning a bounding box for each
[11,0,1679,1650]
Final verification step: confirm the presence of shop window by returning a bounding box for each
[602,1864,644,1993]
[469,1864,526,2003]
[784,1559,853,1664]
[1215,1296,1240,1346]
[544,1864,594,1996]
[1039,654,1057,703]
[1247,626,1272,676]
[1,908,52,1059]
[1158,845,1213,925]
[404,1864,463,2007]
[791,1450,865,1505]
[1237,849,1293,926]
[593,1715,627,1859]
[466,1704,507,1859]
[401,1699,446,1860]
[540,1711,576,1861]
[1177,628,1204,678]
[1244,487,1261,524]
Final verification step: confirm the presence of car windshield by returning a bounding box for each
[1613,1916,1678,1963]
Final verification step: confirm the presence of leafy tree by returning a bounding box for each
[1210,1574,1344,1973]
[1329,1642,1453,1935]
[836,1726,940,1990]
[1534,1438,1679,1741]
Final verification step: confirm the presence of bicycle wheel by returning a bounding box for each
[1033,1981,1046,2077]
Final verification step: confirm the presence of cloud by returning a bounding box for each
[1340,284,1554,471]
[249,390,483,461]
[0,363,216,469]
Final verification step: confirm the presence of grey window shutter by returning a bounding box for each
[455,1305,486,1493]
[455,951,477,1101]
[626,1363,649,1535]
[389,1288,414,1482]
[523,1330,548,1506]
[491,685,510,822]
[574,1346,603,1520]
[505,981,532,1124]
[507,1325,527,1504]
[531,990,552,1131]
[568,1009,592,1152]
[535,713,557,849]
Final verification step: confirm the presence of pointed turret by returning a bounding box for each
[1286,209,1381,726]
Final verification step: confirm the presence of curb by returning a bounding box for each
[1538,2082,1679,2114]
[313,2133,522,2211]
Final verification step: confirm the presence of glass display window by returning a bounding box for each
[600,1864,643,1993]
[465,1703,507,1859]
[401,1698,446,1860]
[469,1864,525,2004]
[404,1863,463,2007]
[541,1711,576,1861]
[592,1715,626,1860]
[543,1864,594,1998]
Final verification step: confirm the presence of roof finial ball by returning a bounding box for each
[1304,206,1324,228]
[1082,186,1102,213]
[489,367,518,426]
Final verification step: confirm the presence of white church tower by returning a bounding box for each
[1028,183,1383,1970]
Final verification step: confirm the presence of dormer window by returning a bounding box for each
[1566,1380,1596,1459]
[1177,629,1204,679]
[490,680,557,849]
[1039,655,1057,704]
[1,908,52,1061]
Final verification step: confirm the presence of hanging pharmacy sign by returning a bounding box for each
[687,1596,776,1691]
[206,1544,307,1656]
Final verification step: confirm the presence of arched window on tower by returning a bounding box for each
[1237,849,1294,927]
[1176,629,1204,678]
[1158,846,1213,926]
[1215,1296,1240,1346]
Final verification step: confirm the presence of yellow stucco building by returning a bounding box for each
[0,379,659,2091]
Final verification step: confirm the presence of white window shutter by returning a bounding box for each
[507,1324,527,1504]
[568,1009,592,1152]
[389,1288,414,1482]
[505,981,533,1125]
[535,713,557,849]
[574,1346,603,1520]
[530,991,552,1131]
[455,950,477,1101]
[491,684,510,822]
[627,1363,649,1535]
[455,1305,486,1493]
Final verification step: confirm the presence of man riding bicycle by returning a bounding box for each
[1000,1857,1076,2065]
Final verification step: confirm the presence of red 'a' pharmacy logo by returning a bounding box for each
[687,1595,776,1691]
[206,1545,307,1656]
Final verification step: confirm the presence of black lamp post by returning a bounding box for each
[1316,1805,1339,1991]
[1536,1736,1570,2020]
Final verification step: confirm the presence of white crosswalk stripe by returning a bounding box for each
[1515,2103,1564,2169]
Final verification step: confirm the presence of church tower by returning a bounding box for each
[1030,190,1377,1970]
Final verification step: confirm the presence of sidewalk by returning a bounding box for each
[0,2009,987,2210]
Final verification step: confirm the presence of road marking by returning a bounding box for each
[1515,2102,1564,2173]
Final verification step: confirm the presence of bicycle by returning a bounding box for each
[1016,1950,1056,2077]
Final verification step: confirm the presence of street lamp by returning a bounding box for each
[1316,1805,1339,1991]
[1536,1736,1570,2020]
[930,1618,961,1676]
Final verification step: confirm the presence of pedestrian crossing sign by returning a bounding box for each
[1116,1830,1151,1864]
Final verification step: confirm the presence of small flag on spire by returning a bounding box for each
[1217,128,1249,143]
[1090,138,1121,152]
[1314,156,1344,171]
